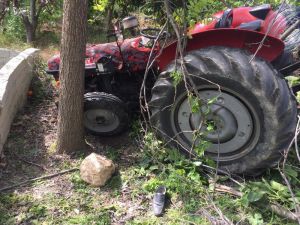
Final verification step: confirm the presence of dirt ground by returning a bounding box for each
[0,75,153,224]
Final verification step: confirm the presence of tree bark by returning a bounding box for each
[23,18,34,43]
[0,0,10,22]
[104,0,115,33]
[21,0,37,43]
[29,0,36,42]
[57,0,88,154]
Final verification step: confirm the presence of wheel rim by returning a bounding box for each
[172,88,261,161]
[84,109,120,133]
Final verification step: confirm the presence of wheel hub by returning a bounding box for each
[174,90,254,155]
[190,104,238,143]
[95,116,106,124]
[84,109,120,133]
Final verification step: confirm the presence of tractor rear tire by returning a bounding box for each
[84,92,129,136]
[149,47,297,175]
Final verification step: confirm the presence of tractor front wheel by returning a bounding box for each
[84,92,129,136]
[149,47,297,175]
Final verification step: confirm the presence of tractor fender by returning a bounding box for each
[157,28,284,71]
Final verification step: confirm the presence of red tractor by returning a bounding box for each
[47,4,300,175]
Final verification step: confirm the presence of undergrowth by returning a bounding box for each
[29,57,57,104]
[0,34,31,51]
[1,118,299,224]
[0,64,299,224]
[127,122,300,224]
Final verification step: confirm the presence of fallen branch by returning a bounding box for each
[0,168,78,192]
[12,153,48,171]
[213,183,242,197]
[267,203,300,222]
[212,183,300,222]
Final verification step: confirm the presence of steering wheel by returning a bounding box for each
[140,28,162,39]
[215,9,233,28]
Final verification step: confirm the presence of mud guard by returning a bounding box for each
[157,28,284,71]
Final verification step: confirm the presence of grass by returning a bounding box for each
[0,35,31,51]
[3,125,299,224]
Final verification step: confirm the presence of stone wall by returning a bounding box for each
[0,48,19,68]
[0,48,39,155]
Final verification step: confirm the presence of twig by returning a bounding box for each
[12,152,48,171]
[196,208,224,225]
[278,114,300,224]
[139,20,169,132]
[278,166,300,224]
[249,1,286,62]
[0,168,79,192]
[213,183,300,222]
[212,183,242,197]
[201,164,243,186]
[207,193,234,225]
[294,115,300,163]
[267,203,300,222]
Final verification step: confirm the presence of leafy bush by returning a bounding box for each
[1,12,26,41]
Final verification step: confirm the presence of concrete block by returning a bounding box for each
[0,48,39,155]
[0,48,19,69]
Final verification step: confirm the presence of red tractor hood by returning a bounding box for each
[47,37,158,73]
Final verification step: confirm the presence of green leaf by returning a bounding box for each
[206,123,214,132]
[193,161,202,166]
[170,71,183,86]
[248,213,264,225]
[285,165,298,179]
[188,95,201,113]
[149,165,159,171]
[175,169,186,176]
[270,181,287,192]
[207,96,217,105]
[247,191,265,202]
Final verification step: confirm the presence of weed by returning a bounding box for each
[105,174,122,191]
[105,147,121,161]
[170,70,183,86]
[66,212,111,225]
[0,33,30,50]
[28,204,47,218]
[286,75,300,87]
[70,171,90,194]
[47,141,57,155]
[248,213,264,225]
[30,57,56,104]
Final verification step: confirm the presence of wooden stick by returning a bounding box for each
[0,168,78,192]
[13,153,48,171]
[214,183,242,197]
[267,203,300,222]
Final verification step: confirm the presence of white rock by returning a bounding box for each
[80,153,115,187]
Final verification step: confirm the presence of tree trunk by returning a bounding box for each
[24,22,34,43]
[105,0,115,32]
[0,0,9,22]
[22,0,37,43]
[29,0,36,42]
[57,0,88,154]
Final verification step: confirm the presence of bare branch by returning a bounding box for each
[0,168,78,192]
